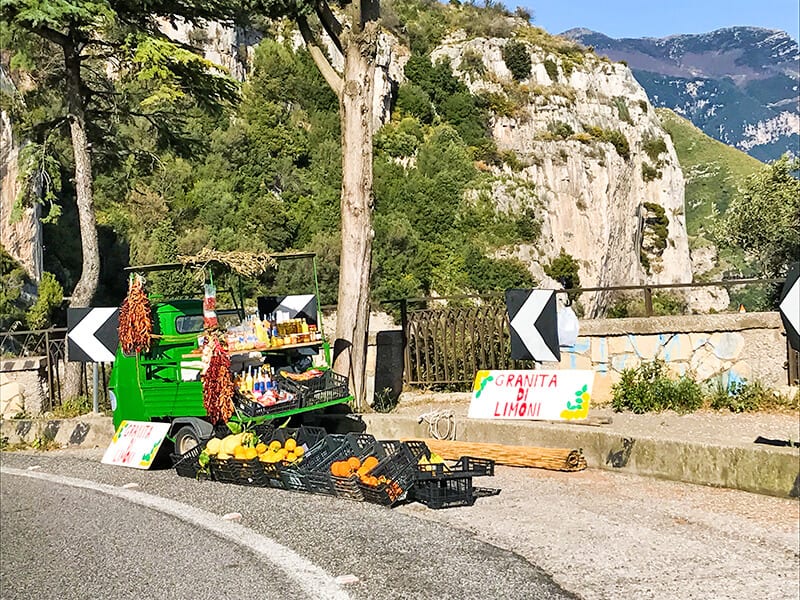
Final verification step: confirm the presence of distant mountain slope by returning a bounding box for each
[563,27,800,163]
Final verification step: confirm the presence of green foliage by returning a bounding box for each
[460,49,486,76]
[613,96,632,124]
[642,135,667,164]
[638,99,648,112]
[0,245,29,330]
[716,155,800,278]
[583,125,630,159]
[26,272,63,329]
[708,379,799,413]
[641,162,661,182]
[612,361,704,413]
[544,248,581,302]
[52,395,94,418]
[547,120,574,140]
[643,202,669,250]
[543,59,558,82]
[502,40,532,81]
[606,292,686,317]
[396,83,435,124]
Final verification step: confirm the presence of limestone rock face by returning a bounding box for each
[432,36,694,315]
[1,68,42,282]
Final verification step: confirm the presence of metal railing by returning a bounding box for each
[384,277,794,388]
[1,328,110,411]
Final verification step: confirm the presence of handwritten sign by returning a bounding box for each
[102,421,171,469]
[468,370,595,421]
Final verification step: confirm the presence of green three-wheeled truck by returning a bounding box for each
[107,252,355,456]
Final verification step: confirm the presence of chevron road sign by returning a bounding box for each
[779,262,799,352]
[67,307,119,363]
[505,289,560,362]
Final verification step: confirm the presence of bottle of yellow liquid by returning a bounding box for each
[245,367,254,392]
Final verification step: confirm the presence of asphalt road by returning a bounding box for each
[0,450,572,600]
[2,449,798,600]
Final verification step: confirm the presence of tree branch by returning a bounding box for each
[30,24,70,48]
[315,2,344,55]
[298,16,342,98]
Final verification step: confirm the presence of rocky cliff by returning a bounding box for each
[430,33,693,315]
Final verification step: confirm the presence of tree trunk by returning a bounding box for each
[62,44,101,402]
[333,42,375,410]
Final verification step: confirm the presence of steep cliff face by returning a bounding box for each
[431,34,693,315]
[1,68,42,282]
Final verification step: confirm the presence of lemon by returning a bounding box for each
[268,440,281,452]
[284,438,297,452]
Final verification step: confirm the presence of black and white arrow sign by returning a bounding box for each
[67,307,119,363]
[779,262,800,352]
[505,289,561,362]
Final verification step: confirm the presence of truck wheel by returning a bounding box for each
[174,426,200,455]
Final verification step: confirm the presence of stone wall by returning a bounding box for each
[0,357,48,416]
[553,312,788,401]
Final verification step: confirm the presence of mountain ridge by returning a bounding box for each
[562,26,799,162]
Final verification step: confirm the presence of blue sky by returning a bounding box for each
[518,0,800,41]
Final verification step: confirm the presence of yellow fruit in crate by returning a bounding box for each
[294,445,305,458]
[205,438,222,456]
[264,452,281,463]
[285,452,297,463]
[269,440,281,452]
[234,446,247,460]
[244,447,258,460]
[217,452,231,460]
[429,452,445,464]
[255,443,267,455]
[258,453,271,463]
[277,448,288,460]
[221,435,240,456]
[284,438,297,452]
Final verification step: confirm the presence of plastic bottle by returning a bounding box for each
[245,367,254,393]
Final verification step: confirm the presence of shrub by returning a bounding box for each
[583,125,630,159]
[613,96,632,124]
[643,135,667,163]
[502,40,532,81]
[396,83,435,124]
[709,379,799,412]
[460,49,486,77]
[641,162,661,182]
[544,248,581,302]
[638,99,648,112]
[543,59,558,82]
[547,120,574,139]
[612,361,704,413]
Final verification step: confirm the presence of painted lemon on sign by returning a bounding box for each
[473,370,494,398]
[561,384,590,420]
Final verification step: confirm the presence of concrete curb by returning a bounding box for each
[1,415,116,450]
[362,414,800,499]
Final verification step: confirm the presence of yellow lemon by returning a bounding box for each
[294,446,305,458]
[284,438,297,452]
[244,447,258,460]
[285,452,297,463]
[268,440,281,452]
[255,443,267,455]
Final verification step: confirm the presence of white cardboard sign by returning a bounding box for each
[102,421,171,469]
[468,370,595,421]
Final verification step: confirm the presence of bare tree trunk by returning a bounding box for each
[333,42,375,409]
[62,44,100,401]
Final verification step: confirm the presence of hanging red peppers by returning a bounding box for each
[201,332,235,424]
[118,274,152,354]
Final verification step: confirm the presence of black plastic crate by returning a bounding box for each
[411,475,475,509]
[235,391,300,418]
[259,426,327,488]
[170,444,212,481]
[211,456,268,486]
[415,456,495,480]
[329,438,400,501]
[280,433,374,495]
[278,370,350,408]
[357,442,419,506]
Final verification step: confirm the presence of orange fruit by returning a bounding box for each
[347,457,361,471]
[362,456,379,472]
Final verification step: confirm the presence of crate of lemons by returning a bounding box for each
[198,431,305,484]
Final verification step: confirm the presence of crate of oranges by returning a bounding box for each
[281,433,375,495]
[358,441,430,506]
[328,440,404,501]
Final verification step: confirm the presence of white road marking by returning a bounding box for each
[1,467,350,600]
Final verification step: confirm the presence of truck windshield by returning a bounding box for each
[175,315,204,334]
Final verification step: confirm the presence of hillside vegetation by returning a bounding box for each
[657,107,764,278]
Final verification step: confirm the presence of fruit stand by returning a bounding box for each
[171,425,498,509]
[108,251,354,453]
